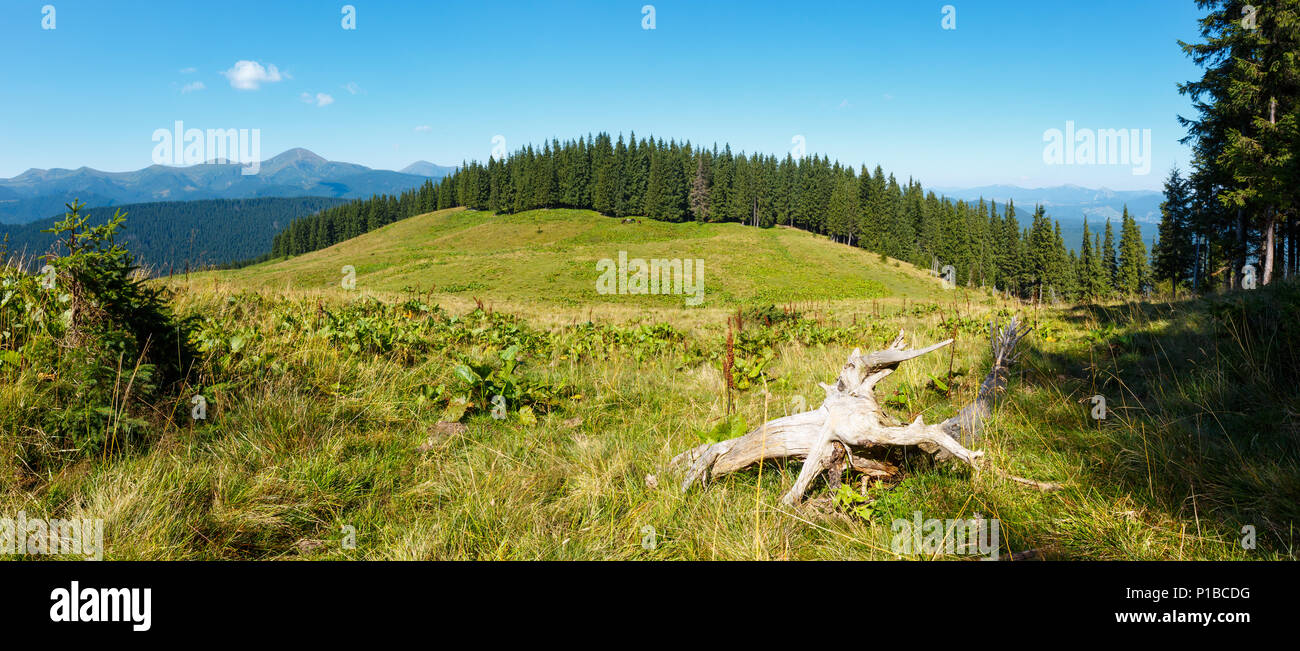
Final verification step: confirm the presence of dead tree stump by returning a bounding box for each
[672,317,1030,505]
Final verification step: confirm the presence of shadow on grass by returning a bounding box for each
[1014,281,1300,555]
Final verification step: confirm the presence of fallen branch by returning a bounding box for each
[992,468,1065,492]
[673,317,1031,505]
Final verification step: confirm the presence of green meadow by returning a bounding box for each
[2,207,1294,560]
[219,207,940,309]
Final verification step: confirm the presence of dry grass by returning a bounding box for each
[3,211,1293,561]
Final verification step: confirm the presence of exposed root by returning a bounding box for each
[673,318,1031,506]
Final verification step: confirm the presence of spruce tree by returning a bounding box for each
[828,173,860,244]
[997,200,1023,295]
[1102,218,1118,287]
[688,155,711,221]
[1117,206,1150,295]
[1153,166,1195,290]
[1079,219,1107,300]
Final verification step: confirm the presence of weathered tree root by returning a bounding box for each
[672,317,1031,506]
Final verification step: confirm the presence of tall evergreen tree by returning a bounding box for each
[1078,218,1107,299]
[997,200,1024,294]
[1102,218,1119,287]
[688,155,711,221]
[1152,166,1195,290]
[1179,0,1300,287]
[1025,205,1056,300]
[1117,206,1150,294]
[827,172,860,244]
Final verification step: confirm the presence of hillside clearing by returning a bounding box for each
[2,207,1293,560]
[209,208,945,310]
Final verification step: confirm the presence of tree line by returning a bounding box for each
[271,133,1151,302]
[1153,0,1300,292]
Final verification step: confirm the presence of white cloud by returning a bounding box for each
[300,92,334,107]
[179,67,197,74]
[181,81,206,94]
[344,81,363,95]
[414,125,432,132]
[222,60,286,90]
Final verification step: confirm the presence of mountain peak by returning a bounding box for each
[267,148,328,165]
[399,161,457,177]
[0,147,438,224]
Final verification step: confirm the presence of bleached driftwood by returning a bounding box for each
[672,317,1030,506]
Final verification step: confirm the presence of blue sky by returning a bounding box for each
[1,0,1204,190]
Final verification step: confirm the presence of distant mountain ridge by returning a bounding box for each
[0,148,455,224]
[931,184,1164,226]
[929,184,1163,254]
[399,161,459,177]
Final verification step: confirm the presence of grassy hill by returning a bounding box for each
[3,204,1294,561]
[213,207,948,309]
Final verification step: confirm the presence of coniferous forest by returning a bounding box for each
[271,135,1155,304]
[1,197,348,273]
[1149,2,1300,293]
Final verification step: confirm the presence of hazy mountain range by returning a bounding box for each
[399,161,459,177]
[0,148,455,224]
[929,184,1164,252]
[932,184,1164,227]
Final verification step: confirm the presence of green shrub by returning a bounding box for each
[0,201,197,466]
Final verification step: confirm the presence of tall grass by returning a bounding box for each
[5,271,1294,559]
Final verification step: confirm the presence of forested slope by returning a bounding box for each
[1,197,348,273]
